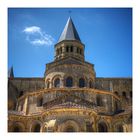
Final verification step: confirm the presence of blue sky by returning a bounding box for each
[8,8,132,78]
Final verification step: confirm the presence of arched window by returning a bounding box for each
[96,95,103,106]
[19,91,23,97]
[81,49,83,55]
[122,91,126,98]
[70,46,73,52]
[114,91,118,95]
[89,80,93,88]
[79,78,85,88]
[60,47,62,54]
[66,46,69,52]
[77,47,79,53]
[114,101,119,112]
[33,124,41,132]
[79,49,82,54]
[66,77,73,87]
[98,122,108,132]
[54,78,60,88]
[37,97,43,107]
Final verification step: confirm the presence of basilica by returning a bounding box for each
[8,17,132,132]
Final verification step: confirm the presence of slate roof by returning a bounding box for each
[58,17,81,43]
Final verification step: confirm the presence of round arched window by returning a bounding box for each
[54,78,60,88]
[89,80,93,88]
[37,97,43,107]
[96,95,103,106]
[70,46,73,52]
[66,77,73,87]
[114,91,118,95]
[122,91,127,98]
[79,78,85,88]
[66,46,69,52]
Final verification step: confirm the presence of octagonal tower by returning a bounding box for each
[44,17,96,89]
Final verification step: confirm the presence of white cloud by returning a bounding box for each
[23,26,54,46]
[23,26,41,34]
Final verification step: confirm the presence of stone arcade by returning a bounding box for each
[8,17,132,132]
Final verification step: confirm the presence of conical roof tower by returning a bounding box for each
[55,17,85,61]
[58,17,81,43]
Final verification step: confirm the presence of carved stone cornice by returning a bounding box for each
[18,88,120,102]
[8,108,98,120]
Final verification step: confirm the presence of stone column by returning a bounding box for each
[68,46,70,52]
[109,123,114,132]
[23,97,28,115]
[73,78,78,88]
[92,116,98,132]
[93,116,98,132]
[60,78,64,88]
[44,81,47,89]
[15,102,19,111]
[74,46,77,53]
[40,123,46,132]
[62,46,65,53]
[50,81,53,88]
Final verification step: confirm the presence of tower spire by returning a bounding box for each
[58,17,81,43]
[8,66,14,78]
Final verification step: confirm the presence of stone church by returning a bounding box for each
[8,17,132,132]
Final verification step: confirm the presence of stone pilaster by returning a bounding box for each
[23,97,28,115]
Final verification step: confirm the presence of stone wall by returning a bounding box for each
[95,77,132,94]
[9,78,44,96]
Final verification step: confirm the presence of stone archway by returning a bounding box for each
[29,120,42,132]
[9,122,25,132]
[58,120,80,132]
